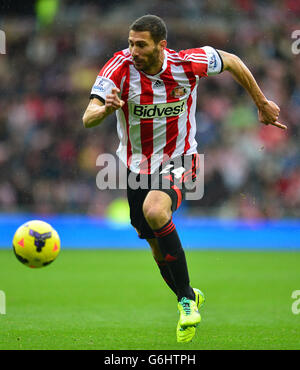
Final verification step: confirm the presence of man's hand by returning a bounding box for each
[105,87,125,114]
[82,88,124,128]
[258,100,287,130]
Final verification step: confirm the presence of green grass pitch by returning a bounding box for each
[0,248,299,350]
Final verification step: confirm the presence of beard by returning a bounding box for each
[133,46,161,74]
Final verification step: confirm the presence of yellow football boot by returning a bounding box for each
[176,288,205,343]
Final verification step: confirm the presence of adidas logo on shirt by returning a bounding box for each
[153,80,163,88]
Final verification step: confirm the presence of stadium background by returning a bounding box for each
[0,0,300,248]
[1,0,300,352]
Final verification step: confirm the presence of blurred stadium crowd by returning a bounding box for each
[0,0,299,218]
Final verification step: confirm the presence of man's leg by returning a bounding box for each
[147,238,177,295]
[143,190,195,302]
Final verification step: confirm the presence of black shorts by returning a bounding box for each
[127,154,201,239]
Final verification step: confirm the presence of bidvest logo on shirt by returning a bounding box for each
[130,100,187,119]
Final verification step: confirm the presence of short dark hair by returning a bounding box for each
[130,15,167,44]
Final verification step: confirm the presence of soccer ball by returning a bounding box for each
[12,220,60,268]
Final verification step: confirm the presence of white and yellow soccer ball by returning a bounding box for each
[12,220,60,268]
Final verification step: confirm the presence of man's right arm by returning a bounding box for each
[82,88,124,128]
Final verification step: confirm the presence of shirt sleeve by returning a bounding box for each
[179,46,223,77]
[90,75,116,102]
[90,51,127,101]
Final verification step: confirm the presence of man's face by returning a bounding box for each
[128,30,165,74]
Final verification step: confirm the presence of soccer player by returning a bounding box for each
[82,15,286,343]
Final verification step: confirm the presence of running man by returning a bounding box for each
[82,15,286,343]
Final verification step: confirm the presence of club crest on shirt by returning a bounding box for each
[171,86,187,98]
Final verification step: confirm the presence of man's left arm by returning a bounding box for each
[217,50,287,130]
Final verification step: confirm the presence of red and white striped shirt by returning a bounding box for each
[90,46,223,174]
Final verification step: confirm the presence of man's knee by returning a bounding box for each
[143,191,172,229]
[143,204,169,228]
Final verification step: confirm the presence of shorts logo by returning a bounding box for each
[130,100,186,119]
[171,86,187,98]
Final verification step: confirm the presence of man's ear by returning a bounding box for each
[159,39,167,50]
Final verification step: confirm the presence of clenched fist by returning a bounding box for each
[105,87,125,114]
